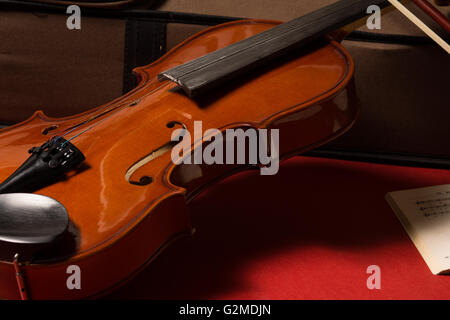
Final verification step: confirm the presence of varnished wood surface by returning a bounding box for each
[0,19,357,299]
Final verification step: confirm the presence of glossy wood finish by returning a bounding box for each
[0,20,358,299]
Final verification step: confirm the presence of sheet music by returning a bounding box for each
[386,184,450,275]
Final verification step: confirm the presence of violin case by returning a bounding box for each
[0,0,448,167]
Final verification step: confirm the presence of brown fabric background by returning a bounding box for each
[156,0,450,36]
[31,0,142,8]
[333,41,450,158]
[0,11,125,122]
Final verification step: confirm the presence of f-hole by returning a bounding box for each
[125,121,186,186]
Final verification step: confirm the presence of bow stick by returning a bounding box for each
[388,0,450,53]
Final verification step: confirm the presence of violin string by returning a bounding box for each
[60,80,172,145]
[53,77,161,140]
[60,103,128,138]
[60,103,134,146]
[62,123,98,146]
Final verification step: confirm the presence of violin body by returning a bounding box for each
[0,19,358,299]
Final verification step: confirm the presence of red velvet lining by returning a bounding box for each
[108,157,450,299]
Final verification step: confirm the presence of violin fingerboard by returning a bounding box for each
[158,0,389,98]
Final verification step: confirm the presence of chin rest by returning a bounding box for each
[0,193,69,261]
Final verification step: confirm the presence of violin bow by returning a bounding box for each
[387,0,450,53]
[412,0,450,33]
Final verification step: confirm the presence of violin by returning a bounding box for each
[0,0,445,299]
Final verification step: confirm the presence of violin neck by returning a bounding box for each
[159,0,389,98]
